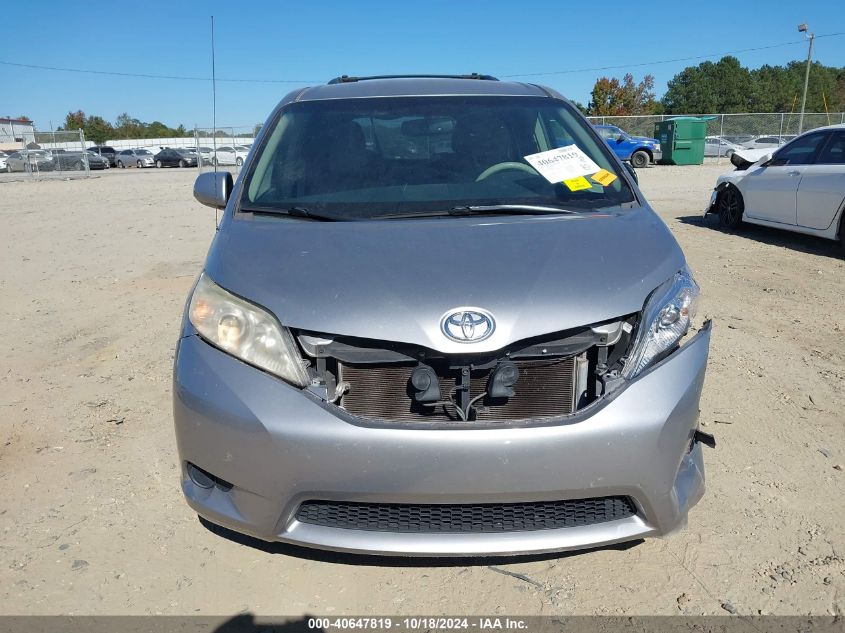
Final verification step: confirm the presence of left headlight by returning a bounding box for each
[188,273,310,387]
[623,268,699,379]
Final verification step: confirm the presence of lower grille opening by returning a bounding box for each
[295,496,637,533]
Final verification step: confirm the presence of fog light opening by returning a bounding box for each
[187,462,233,491]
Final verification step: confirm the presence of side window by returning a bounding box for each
[771,133,827,166]
[816,131,845,165]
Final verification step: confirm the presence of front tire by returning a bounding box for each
[179,159,186,168]
[137,160,142,168]
[717,186,744,230]
[118,161,125,169]
[630,150,649,169]
[156,160,163,168]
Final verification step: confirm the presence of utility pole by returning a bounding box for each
[797,23,814,135]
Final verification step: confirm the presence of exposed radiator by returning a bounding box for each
[338,356,576,423]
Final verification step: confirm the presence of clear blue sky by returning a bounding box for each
[2,0,843,130]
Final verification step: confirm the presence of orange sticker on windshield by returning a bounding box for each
[591,169,617,186]
[563,176,592,191]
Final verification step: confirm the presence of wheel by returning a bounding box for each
[630,150,649,169]
[717,186,744,230]
[235,157,243,167]
[137,160,142,169]
[725,149,734,158]
[74,160,83,170]
[156,160,163,168]
[5,165,11,173]
[118,161,125,169]
[179,159,186,168]
[212,157,218,167]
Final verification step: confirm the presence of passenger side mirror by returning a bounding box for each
[193,171,234,209]
[616,136,625,144]
[624,162,638,183]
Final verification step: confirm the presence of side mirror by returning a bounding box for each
[616,136,625,144]
[193,171,234,209]
[624,162,638,183]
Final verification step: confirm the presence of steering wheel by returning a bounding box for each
[475,161,537,181]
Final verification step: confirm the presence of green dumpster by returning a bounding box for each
[654,116,713,165]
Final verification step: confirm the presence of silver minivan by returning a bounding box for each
[174,75,713,556]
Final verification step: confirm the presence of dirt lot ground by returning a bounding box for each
[0,164,843,616]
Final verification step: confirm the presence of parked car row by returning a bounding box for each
[81,144,253,168]
[2,148,109,173]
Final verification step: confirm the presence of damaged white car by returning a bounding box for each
[705,124,845,253]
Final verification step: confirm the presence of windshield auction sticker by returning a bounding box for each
[563,175,592,191]
[523,145,601,184]
[591,168,618,186]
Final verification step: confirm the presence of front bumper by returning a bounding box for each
[652,148,662,162]
[173,323,711,556]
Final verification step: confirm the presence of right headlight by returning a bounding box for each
[188,273,309,387]
[623,268,699,379]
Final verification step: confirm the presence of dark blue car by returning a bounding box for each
[593,124,662,168]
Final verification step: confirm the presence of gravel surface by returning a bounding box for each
[0,164,843,615]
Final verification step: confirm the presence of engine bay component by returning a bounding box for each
[488,361,519,398]
[409,365,441,403]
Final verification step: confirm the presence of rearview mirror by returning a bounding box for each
[193,171,234,209]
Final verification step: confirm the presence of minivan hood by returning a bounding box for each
[206,206,685,354]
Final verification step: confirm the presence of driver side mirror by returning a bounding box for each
[193,171,234,209]
[616,135,625,144]
[624,162,638,184]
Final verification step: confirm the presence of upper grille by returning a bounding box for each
[295,496,637,533]
[338,357,576,423]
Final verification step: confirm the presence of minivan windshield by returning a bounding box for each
[242,96,634,219]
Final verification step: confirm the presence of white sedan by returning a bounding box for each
[212,145,249,167]
[705,124,845,252]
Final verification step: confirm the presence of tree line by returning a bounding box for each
[56,56,844,139]
[58,111,190,144]
[58,111,261,144]
[583,56,845,116]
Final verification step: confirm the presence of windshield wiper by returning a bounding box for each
[378,205,579,220]
[239,205,344,222]
[449,204,578,215]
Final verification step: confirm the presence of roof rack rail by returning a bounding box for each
[327,73,499,84]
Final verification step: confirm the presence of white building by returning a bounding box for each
[0,117,35,149]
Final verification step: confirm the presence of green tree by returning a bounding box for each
[663,56,752,113]
[84,116,114,144]
[63,110,86,130]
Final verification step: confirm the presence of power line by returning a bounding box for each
[1,32,843,84]
[0,59,318,84]
[501,32,845,78]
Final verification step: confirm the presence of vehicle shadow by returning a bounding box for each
[679,213,843,260]
[199,516,642,566]
[214,613,320,632]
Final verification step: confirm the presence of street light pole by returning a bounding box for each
[798,23,815,135]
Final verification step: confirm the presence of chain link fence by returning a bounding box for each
[1,128,93,181]
[586,112,845,143]
[192,126,258,176]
